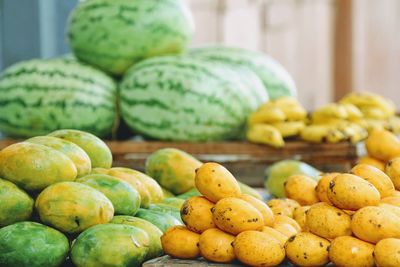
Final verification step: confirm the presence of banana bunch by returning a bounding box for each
[246,97,307,147]
[301,102,368,144]
[340,92,400,134]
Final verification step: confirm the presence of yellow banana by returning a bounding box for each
[385,116,400,134]
[356,118,386,133]
[340,92,395,118]
[359,107,389,120]
[246,124,285,148]
[341,103,363,120]
[271,97,307,121]
[336,122,368,144]
[300,125,346,143]
[247,106,286,125]
[271,121,305,138]
[312,103,348,121]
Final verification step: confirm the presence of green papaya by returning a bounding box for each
[147,203,182,222]
[135,208,182,233]
[265,159,321,197]
[161,197,185,209]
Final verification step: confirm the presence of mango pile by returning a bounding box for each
[247,91,400,147]
[0,130,190,267]
[162,159,400,266]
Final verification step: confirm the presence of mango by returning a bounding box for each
[199,228,235,263]
[145,148,202,194]
[212,197,264,235]
[48,129,112,168]
[351,163,395,198]
[35,182,114,233]
[0,178,34,227]
[181,196,215,233]
[0,142,77,191]
[386,157,400,190]
[358,156,385,171]
[284,174,319,205]
[195,162,241,203]
[161,226,200,259]
[238,194,274,226]
[26,136,91,177]
[233,230,285,267]
[365,130,400,161]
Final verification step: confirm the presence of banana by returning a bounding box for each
[246,124,285,148]
[355,118,386,133]
[311,103,348,121]
[340,92,396,118]
[359,107,389,120]
[271,97,307,121]
[271,121,305,138]
[341,103,364,120]
[386,116,400,134]
[247,106,286,125]
[336,122,368,144]
[300,125,346,143]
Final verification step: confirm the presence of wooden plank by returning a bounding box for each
[334,0,353,100]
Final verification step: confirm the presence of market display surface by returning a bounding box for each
[1,0,400,266]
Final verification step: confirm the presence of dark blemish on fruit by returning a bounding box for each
[195,168,199,173]
[227,218,230,221]
[211,207,215,213]
[212,169,215,173]
[378,224,382,228]
[288,236,296,242]
[319,242,323,247]
[337,212,342,216]
[329,181,335,190]
[181,205,189,216]
[218,184,221,187]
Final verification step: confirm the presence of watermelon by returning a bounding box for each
[67,0,195,75]
[120,56,267,141]
[190,45,297,100]
[0,58,117,138]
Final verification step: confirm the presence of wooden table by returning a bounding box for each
[0,139,365,187]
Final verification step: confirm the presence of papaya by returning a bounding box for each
[26,136,91,177]
[162,187,175,198]
[48,129,112,168]
[77,174,141,216]
[71,223,149,267]
[162,197,185,209]
[35,182,114,233]
[111,215,163,260]
[145,148,202,194]
[148,203,182,222]
[0,178,34,227]
[177,188,201,200]
[0,221,69,267]
[111,167,164,203]
[0,142,77,191]
[107,168,152,208]
[135,208,183,233]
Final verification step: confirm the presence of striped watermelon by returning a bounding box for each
[0,58,117,138]
[189,46,297,100]
[67,0,195,75]
[120,56,268,141]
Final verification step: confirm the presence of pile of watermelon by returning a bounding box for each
[0,0,297,141]
[0,129,201,267]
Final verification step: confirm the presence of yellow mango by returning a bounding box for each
[329,236,375,267]
[365,130,400,161]
[284,174,319,205]
[181,196,215,233]
[327,173,380,210]
[267,198,300,218]
[260,226,288,247]
[358,156,385,171]
[233,230,285,266]
[199,228,235,263]
[351,163,395,198]
[161,226,200,259]
[238,194,274,226]
[292,205,311,231]
[315,173,339,204]
[195,162,241,203]
[212,197,263,235]
[386,157,400,190]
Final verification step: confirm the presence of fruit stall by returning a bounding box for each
[1,1,400,267]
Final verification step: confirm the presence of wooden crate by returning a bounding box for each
[0,139,364,187]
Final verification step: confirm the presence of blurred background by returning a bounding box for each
[0,0,399,110]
